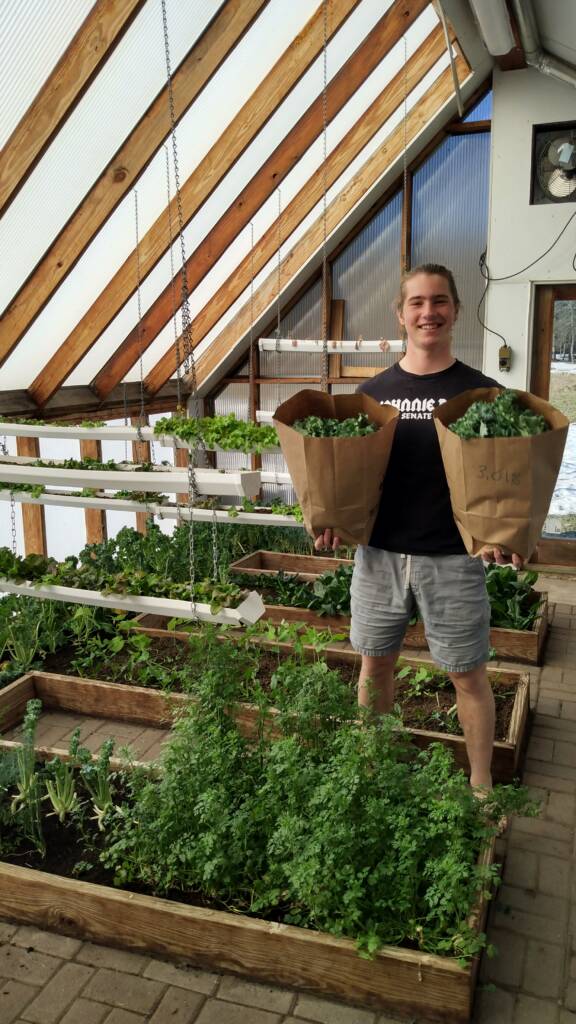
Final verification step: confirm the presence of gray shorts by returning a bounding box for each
[350,546,490,673]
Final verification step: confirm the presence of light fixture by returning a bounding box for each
[468,0,515,56]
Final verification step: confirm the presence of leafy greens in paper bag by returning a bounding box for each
[433,388,569,560]
[273,390,399,547]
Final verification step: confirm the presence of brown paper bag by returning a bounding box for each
[273,390,399,546]
[433,388,569,559]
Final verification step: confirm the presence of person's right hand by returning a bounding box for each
[314,528,342,551]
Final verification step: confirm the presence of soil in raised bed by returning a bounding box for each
[39,639,516,741]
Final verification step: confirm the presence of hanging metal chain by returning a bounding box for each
[164,144,182,411]
[133,189,146,446]
[1,435,17,555]
[161,0,203,609]
[249,221,256,406]
[160,0,195,399]
[274,188,283,412]
[122,382,129,463]
[402,33,409,274]
[320,0,329,393]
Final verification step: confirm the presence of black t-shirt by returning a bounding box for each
[358,359,499,555]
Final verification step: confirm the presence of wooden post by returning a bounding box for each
[130,415,151,535]
[79,439,107,544]
[328,298,345,385]
[15,437,47,556]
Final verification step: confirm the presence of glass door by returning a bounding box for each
[531,284,576,564]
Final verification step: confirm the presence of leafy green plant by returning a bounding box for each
[0,480,45,497]
[449,390,548,439]
[44,731,81,823]
[292,413,378,438]
[11,699,45,854]
[100,672,537,962]
[485,564,542,630]
[154,414,279,453]
[78,738,117,830]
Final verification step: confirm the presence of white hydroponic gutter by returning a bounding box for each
[258,338,404,353]
[0,462,261,497]
[0,580,266,625]
[0,422,279,452]
[0,489,303,527]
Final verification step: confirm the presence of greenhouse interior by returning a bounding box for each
[1,0,576,1021]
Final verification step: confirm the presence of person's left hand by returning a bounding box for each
[477,545,524,570]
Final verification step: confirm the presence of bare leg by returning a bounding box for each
[358,652,399,716]
[448,664,495,791]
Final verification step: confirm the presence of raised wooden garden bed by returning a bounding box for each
[404,597,549,666]
[0,672,497,1023]
[229,550,549,664]
[0,836,494,1023]
[129,617,530,783]
[0,672,268,762]
[229,549,354,581]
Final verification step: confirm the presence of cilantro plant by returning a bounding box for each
[449,390,548,439]
[292,413,378,437]
[100,666,537,962]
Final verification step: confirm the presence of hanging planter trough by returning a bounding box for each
[258,338,404,353]
[0,579,265,625]
[0,670,496,1021]
[0,490,303,528]
[0,461,261,497]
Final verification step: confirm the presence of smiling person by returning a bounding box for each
[315,263,523,796]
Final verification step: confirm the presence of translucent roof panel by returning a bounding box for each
[62,2,440,385]
[0,0,473,397]
[0,0,96,147]
[0,0,222,310]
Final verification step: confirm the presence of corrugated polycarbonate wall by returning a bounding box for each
[410,132,491,371]
[260,278,323,378]
[332,191,402,370]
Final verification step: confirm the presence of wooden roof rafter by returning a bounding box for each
[0,0,147,218]
[23,0,361,408]
[189,56,470,395]
[0,0,270,371]
[144,20,451,396]
[90,0,430,402]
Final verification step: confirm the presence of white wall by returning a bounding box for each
[484,66,576,387]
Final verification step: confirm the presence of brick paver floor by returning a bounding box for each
[1,594,576,1023]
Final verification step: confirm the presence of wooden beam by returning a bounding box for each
[192,60,468,391]
[444,120,491,133]
[131,415,150,534]
[0,382,187,421]
[91,0,429,401]
[79,439,108,543]
[0,0,145,217]
[145,18,446,396]
[25,0,358,406]
[15,437,47,556]
[1,0,269,374]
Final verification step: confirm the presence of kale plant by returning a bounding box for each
[449,390,548,439]
[292,413,378,438]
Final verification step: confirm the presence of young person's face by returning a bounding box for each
[397,273,458,351]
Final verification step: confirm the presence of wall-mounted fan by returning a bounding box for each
[532,123,576,205]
